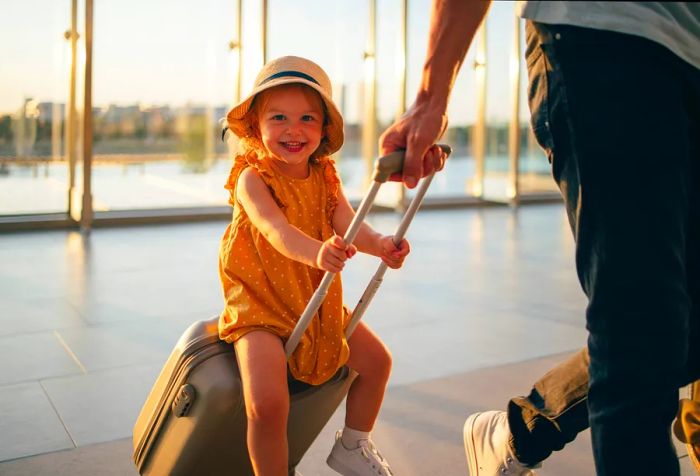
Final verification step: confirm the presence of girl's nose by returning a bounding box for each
[285,121,302,135]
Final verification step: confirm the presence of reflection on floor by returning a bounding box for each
[0,205,693,474]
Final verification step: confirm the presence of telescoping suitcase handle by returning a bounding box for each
[284,144,452,357]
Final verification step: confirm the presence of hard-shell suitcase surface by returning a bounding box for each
[132,317,356,476]
[132,146,451,475]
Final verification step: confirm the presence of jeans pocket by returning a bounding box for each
[527,45,555,163]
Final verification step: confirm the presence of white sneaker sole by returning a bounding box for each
[464,413,481,476]
[327,453,363,476]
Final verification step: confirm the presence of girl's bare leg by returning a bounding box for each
[344,322,392,431]
[235,331,289,476]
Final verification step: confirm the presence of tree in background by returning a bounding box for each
[11,99,39,158]
[178,111,214,173]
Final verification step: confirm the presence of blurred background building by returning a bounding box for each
[0,0,558,229]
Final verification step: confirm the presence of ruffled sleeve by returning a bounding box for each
[317,156,341,222]
[224,150,279,207]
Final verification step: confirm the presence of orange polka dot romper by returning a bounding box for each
[218,152,350,386]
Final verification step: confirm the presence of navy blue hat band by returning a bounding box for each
[260,70,320,86]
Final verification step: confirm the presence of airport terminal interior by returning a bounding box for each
[1,1,696,474]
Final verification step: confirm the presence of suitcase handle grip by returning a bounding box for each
[372,143,452,183]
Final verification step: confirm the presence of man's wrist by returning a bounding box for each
[415,88,449,115]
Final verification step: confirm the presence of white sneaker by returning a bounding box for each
[327,430,394,476]
[464,411,539,476]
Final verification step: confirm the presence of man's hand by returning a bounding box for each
[379,100,448,188]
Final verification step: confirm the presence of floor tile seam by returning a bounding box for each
[0,318,182,340]
[0,323,93,340]
[39,359,167,382]
[65,300,91,326]
[43,320,157,334]
[513,312,585,331]
[386,348,582,391]
[0,370,84,389]
[35,316,209,333]
[52,330,88,375]
[38,380,78,450]
[0,331,172,385]
[0,436,135,466]
[72,313,223,328]
[369,311,584,335]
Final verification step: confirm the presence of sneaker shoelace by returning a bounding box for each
[359,439,393,475]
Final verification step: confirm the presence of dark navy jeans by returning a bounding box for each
[507,21,700,475]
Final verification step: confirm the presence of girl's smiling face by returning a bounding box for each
[257,84,325,178]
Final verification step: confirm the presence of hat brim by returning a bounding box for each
[227,76,344,156]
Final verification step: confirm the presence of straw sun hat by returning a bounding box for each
[226,56,344,156]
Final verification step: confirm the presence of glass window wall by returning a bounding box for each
[1,0,560,228]
[406,0,479,202]
[482,1,516,202]
[0,1,72,216]
[89,0,237,211]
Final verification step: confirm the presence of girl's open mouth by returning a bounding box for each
[281,141,304,153]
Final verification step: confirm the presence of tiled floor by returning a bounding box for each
[0,204,694,474]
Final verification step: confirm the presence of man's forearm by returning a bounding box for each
[418,0,491,109]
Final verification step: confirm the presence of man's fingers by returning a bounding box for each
[379,128,406,157]
[435,144,447,171]
[403,137,429,189]
[379,120,446,188]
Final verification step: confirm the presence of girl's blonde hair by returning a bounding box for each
[228,83,332,163]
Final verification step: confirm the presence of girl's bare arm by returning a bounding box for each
[331,186,383,256]
[237,168,350,272]
[332,186,410,269]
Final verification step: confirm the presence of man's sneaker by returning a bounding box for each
[327,430,394,476]
[464,411,539,476]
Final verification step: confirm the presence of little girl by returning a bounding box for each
[218,56,409,476]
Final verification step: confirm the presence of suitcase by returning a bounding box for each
[132,145,451,475]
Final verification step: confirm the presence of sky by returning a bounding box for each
[0,0,524,124]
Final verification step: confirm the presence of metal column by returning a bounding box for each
[396,0,408,209]
[229,0,243,104]
[261,0,268,64]
[66,0,79,219]
[472,21,487,198]
[361,0,377,185]
[507,15,521,204]
[80,0,94,231]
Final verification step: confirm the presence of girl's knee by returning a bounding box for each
[378,345,392,376]
[366,343,392,381]
[246,392,289,425]
[348,325,392,381]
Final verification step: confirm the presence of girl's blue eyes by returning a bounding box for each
[269,115,316,122]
